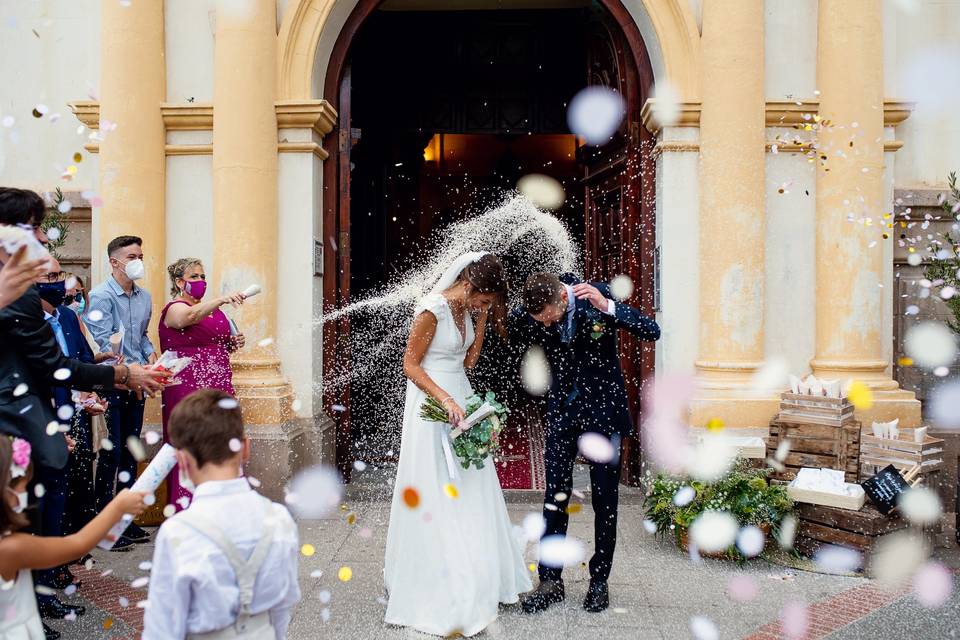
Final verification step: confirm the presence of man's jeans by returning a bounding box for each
[94,390,145,511]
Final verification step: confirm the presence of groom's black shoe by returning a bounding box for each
[583,579,609,613]
[521,580,565,614]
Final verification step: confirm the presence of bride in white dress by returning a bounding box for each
[384,252,532,637]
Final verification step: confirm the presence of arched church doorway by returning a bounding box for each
[322,0,656,490]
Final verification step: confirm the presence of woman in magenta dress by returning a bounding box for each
[159,258,247,509]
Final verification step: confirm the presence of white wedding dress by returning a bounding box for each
[383,290,532,637]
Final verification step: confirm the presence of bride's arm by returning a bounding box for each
[403,311,466,424]
[463,307,488,370]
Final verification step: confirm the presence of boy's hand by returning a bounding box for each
[114,489,148,516]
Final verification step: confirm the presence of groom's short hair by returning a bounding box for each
[523,273,564,315]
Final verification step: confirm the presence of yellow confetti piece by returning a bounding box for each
[566,503,582,515]
[898,357,914,367]
[301,544,315,557]
[65,165,77,175]
[705,417,724,433]
[73,152,82,163]
[528,563,537,572]
[443,483,459,499]
[883,213,892,220]
[908,247,915,253]
[402,487,420,509]
[338,566,352,582]
[103,618,114,630]
[347,512,356,525]
[847,380,873,410]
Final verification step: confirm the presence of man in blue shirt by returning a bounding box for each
[86,235,157,546]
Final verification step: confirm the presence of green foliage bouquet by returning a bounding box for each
[420,391,508,470]
[643,460,793,557]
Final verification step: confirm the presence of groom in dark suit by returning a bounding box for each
[510,272,659,613]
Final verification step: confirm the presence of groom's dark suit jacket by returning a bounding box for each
[509,274,660,438]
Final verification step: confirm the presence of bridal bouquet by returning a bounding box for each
[420,391,509,470]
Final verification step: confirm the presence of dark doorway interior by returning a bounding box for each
[327,1,655,489]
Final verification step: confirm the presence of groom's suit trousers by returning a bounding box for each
[538,401,621,583]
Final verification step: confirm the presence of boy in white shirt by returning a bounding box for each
[144,389,301,639]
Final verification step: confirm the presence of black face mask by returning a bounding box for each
[36,281,66,307]
[63,294,76,306]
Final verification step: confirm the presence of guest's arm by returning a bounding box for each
[142,298,157,364]
[162,292,246,330]
[0,290,115,391]
[83,290,115,353]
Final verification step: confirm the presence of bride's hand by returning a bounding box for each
[442,397,466,426]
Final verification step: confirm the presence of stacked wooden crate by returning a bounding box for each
[859,433,945,488]
[767,393,861,483]
[794,503,909,557]
[859,431,944,475]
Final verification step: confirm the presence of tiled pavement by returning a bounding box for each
[44,493,960,639]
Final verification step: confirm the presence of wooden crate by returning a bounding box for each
[859,434,945,479]
[767,418,861,483]
[787,484,866,511]
[795,503,909,554]
[778,393,854,427]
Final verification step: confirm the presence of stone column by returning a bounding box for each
[690,0,773,428]
[98,0,165,325]
[811,0,919,425]
[213,0,297,495]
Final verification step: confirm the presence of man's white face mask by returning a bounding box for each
[123,258,145,281]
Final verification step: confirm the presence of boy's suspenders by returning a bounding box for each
[176,509,276,638]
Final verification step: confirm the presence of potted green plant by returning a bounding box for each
[923,171,960,333]
[642,460,794,559]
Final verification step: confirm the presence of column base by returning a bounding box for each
[230,355,304,501]
[231,355,295,423]
[852,388,922,428]
[810,359,922,426]
[689,392,781,429]
[244,421,306,502]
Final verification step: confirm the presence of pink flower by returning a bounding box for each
[11,438,31,468]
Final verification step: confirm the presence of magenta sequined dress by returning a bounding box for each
[159,300,235,509]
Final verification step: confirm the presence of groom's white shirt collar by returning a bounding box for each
[564,283,577,333]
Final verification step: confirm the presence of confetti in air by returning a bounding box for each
[537,534,585,568]
[285,466,343,519]
[689,511,738,554]
[520,346,551,396]
[904,322,958,369]
[608,274,634,301]
[402,487,420,509]
[516,174,565,211]
[567,86,625,145]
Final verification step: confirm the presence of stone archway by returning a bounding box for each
[284,0,688,482]
[277,0,702,102]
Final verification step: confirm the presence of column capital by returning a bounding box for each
[276,100,337,136]
[641,98,915,133]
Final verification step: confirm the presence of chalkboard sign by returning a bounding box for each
[861,465,909,515]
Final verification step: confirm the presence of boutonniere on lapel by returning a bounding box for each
[585,308,606,340]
